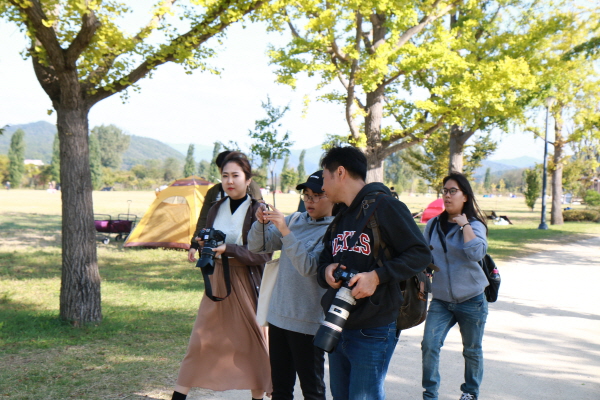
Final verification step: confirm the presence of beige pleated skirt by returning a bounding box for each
[176,259,272,392]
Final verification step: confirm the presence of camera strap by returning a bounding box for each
[202,256,232,302]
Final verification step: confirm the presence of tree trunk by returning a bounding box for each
[448,125,472,174]
[57,106,102,325]
[551,111,564,225]
[364,84,386,183]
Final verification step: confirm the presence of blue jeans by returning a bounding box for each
[328,322,398,400]
[421,293,488,400]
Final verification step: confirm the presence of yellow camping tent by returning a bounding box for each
[124,176,213,249]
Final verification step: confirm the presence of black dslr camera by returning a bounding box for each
[195,228,226,274]
[313,266,359,353]
[333,267,358,283]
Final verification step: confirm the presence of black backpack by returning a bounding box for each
[368,210,431,331]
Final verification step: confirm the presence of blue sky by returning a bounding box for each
[0,4,550,162]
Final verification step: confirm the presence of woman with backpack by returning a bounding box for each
[421,173,489,400]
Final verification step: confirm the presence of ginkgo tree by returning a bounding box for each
[0,0,266,325]
[263,0,559,180]
[521,4,600,225]
[413,0,545,174]
[264,0,464,182]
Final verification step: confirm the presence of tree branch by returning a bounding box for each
[31,49,61,102]
[382,70,406,86]
[329,38,348,63]
[394,0,460,51]
[362,31,374,55]
[344,11,363,139]
[525,126,555,145]
[287,20,302,39]
[65,10,100,65]
[84,0,177,87]
[380,116,446,159]
[86,0,265,107]
[10,0,66,72]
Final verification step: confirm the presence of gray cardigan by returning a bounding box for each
[248,212,334,335]
[423,217,489,303]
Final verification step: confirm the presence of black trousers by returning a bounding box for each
[269,323,326,400]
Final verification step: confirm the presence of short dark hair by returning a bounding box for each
[442,173,488,234]
[222,151,252,180]
[320,146,367,181]
[215,151,233,169]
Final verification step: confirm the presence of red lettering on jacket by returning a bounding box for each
[359,233,371,255]
[332,231,371,257]
[341,231,353,251]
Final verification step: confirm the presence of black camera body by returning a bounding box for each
[333,267,358,285]
[313,266,360,353]
[195,228,226,274]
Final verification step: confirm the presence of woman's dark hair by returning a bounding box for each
[441,173,488,234]
[320,146,367,181]
[222,151,252,180]
[215,151,233,169]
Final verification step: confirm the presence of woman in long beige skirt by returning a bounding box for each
[172,152,272,400]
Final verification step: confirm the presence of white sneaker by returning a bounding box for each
[459,394,475,400]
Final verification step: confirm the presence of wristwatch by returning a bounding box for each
[460,222,471,231]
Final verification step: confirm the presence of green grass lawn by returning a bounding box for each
[0,189,598,399]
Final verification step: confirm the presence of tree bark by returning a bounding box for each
[448,124,472,174]
[551,110,564,225]
[11,0,265,328]
[365,84,386,183]
[57,105,101,325]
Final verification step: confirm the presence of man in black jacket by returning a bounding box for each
[317,146,431,400]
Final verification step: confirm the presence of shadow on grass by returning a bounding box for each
[487,223,599,261]
[0,299,199,399]
[0,213,63,248]
[1,246,205,292]
[0,297,196,350]
[0,213,62,232]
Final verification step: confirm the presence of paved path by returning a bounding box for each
[185,236,600,400]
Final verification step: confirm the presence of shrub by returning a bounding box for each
[584,190,600,206]
[563,209,600,222]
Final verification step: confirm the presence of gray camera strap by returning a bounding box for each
[202,255,231,302]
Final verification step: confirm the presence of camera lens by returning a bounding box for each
[313,287,356,353]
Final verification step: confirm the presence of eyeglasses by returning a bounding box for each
[302,193,327,203]
[441,188,462,196]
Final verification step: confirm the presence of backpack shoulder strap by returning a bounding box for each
[428,216,447,253]
[428,216,439,242]
[338,192,387,265]
[368,212,392,268]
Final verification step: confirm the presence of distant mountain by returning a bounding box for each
[489,156,540,169]
[165,143,215,164]
[166,143,325,178]
[473,156,541,181]
[287,146,323,177]
[1,121,185,168]
[122,136,184,169]
[1,121,56,162]
[474,156,542,178]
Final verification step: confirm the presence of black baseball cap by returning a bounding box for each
[296,170,324,193]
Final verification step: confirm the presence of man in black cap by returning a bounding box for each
[248,170,334,400]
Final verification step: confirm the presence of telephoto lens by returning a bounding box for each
[313,267,359,353]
